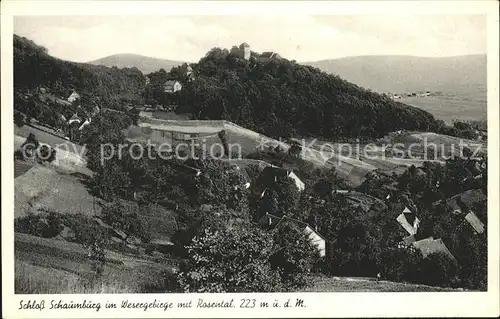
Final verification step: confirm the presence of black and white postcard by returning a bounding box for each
[1,1,499,318]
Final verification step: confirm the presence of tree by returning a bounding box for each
[312,195,381,276]
[67,214,110,276]
[101,200,151,243]
[288,142,302,158]
[379,247,423,283]
[418,252,459,287]
[195,159,250,213]
[270,221,319,289]
[257,175,300,219]
[177,221,282,292]
[14,111,25,128]
[91,160,132,200]
[21,133,40,158]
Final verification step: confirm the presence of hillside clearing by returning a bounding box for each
[14,165,98,218]
[15,233,175,294]
[15,124,86,156]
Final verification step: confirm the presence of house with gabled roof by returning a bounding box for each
[412,237,456,261]
[163,80,182,93]
[396,206,420,236]
[258,52,282,63]
[464,211,485,234]
[258,213,326,257]
[446,190,486,234]
[79,118,91,131]
[258,166,305,192]
[68,113,81,125]
[67,91,80,103]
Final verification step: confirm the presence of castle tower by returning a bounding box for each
[239,43,251,60]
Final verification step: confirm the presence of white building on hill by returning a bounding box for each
[163,80,182,93]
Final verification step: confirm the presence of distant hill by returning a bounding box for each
[305,55,486,95]
[89,54,184,74]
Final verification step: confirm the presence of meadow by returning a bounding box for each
[400,94,487,125]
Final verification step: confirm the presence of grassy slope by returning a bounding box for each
[303,275,462,292]
[15,232,459,293]
[14,165,98,218]
[15,233,175,294]
[14,160,34,178]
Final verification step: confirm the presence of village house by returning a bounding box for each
[67,91,80,103]
[258,213,326,257]
[258,166,305,192]
[257,52,282,63]
[186,65,195,81]
[163,80,182,93]
[446,194,485,234]
[78,118,91,131]
[411,237,456,261]
[396,206,420,236]
[67,113,81,125]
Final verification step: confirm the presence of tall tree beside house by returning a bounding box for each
[177,220,283,293]
[270,221,320,290]
[311,195,381,277]
[194,159,250,214]
[81,112,130,172]
[257,176,300,220]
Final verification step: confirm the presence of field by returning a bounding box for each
[303,275,462,292]
[15,233,176,294]
[400,95,486,124]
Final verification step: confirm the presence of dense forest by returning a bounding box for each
[145,46,444,140]
[14,35,146,105]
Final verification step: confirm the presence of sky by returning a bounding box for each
[14,15,487,63]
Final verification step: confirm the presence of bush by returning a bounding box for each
[14,149,25,160]
[14,210,64,238]
[177,221,282,293]
[379,247,423,283]
[101,201,151,243]
[37,144,57,163]
[64,214,109,276]
[418,252,459,287]
[21,133,39,158]
[14,111,25,128]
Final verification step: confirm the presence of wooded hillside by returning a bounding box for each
[14,35,146,104]
[146,46,443,140]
